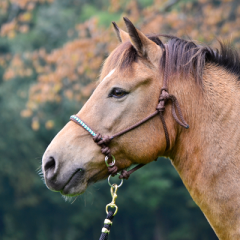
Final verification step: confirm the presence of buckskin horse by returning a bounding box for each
[42,18,240,239]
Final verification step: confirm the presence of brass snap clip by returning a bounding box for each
[106,184,119,216]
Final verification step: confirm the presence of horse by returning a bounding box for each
[42,17,240,240]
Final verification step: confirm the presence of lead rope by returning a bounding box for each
[99,211,114,240]
[99,176,123,240]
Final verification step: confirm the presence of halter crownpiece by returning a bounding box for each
[70,45,189,180]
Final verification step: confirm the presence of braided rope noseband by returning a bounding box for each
[70,46,189,180]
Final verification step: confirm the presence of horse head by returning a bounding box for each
[41,18,178,196]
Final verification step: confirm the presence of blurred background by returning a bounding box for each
[0,0,239,239]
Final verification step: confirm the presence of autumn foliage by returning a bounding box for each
[1,0,240,131]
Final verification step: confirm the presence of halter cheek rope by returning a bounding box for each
[69,88,188,179]
[70,46,189,180]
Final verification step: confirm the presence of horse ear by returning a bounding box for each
[123,17,162,65]
[112,22,129,43]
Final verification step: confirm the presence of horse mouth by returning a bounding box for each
[59,167,108,196]
[61,168,85,195]
[87,167,108,186]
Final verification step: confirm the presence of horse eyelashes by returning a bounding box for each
[108,88,129,99]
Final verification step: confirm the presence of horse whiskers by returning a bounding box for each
[36,165,45,184]
[36,165,42,173]
[71,196,79,204]
[62,195,74,202]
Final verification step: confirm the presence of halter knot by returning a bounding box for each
[156,89,170,112]
[119,170,130,180]
[101,146,111,157]
[108,165,118,176]
[93,134,111,145]
[156,104,165,112]
[160,87,168,93]
[156,96,166,111]
[93,133,101,143]
[159,89,170,101]
[93,133,112,158]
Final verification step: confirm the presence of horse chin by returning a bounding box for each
[60,180,88,196]
[58,169,107,196]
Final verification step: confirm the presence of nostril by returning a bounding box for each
[77,168,84,176]
[44,157,56,172]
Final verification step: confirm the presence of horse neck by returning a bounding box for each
[168,66,240,240]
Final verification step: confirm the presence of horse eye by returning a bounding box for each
[108,88,128,99]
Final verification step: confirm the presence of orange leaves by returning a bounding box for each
[22,21,105,112]
[21,109,33,118]
[2,0,240,131]
[18,12,32,22]
[0,20,17,38]
[10,0,53,9]
[3,55,33,81]
[18,25,29,33]
[31,117,40,131]
[109,0,121,13]
[64,90,73,100]
[81,82,97,98]
[203,4,230,26]
[0,57,6,68]
[125,0,140,22]
[4,69,16,81]
[0,0,9,12]
[45,120,55,129]
[140,0,240,47]
[1,0,54,39]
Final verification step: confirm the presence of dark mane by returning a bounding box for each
[109,35,240,85]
